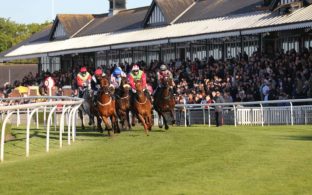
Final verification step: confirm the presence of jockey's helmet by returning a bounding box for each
[160,64,167,71]
[95,68,103,76]
[113,68,122,75]
[132,65,140,72]
[80,67,87,73]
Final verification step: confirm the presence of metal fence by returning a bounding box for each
[175,99,312,127]
[0,96,83,162]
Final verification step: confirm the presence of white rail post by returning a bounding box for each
[68,108,74,145]
[46,106,58,153]
[208,106,211,127]
[290,102,294,126]
[26,108,39,158]
[233,105,237,127]
[203,107,206,125]
[1,111,15,162]
[184,106,187,127]
[59,106,71,148]
[260,103,264,127]
[17,109,21,127]
[44,106,47,127]
[36,108,39,129]
[71,105,81,142]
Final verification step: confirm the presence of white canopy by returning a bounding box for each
[2,5,312,61]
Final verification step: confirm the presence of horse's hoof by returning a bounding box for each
[159,125,163,129]
[165,126,169,130]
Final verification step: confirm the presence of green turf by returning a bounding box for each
[0,125,312,195]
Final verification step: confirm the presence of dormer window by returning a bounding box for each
[147,5,165,26]
[52,22,67,40]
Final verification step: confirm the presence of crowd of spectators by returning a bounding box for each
[1,47,312,105]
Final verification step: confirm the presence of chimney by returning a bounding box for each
[108,0,126,16]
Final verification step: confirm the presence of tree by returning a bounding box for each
[0,18,51,53]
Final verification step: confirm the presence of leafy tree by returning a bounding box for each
[0,18,51,53]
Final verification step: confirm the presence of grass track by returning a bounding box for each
[1,125,312,194]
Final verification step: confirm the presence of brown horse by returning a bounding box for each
[97,77,119,136]
[132,80,153,135]
[153,76,176,129]
[115,77,132,130]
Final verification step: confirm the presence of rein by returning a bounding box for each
[120,95,129,100]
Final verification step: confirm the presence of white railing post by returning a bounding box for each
[59,106,71,148]
[1,111,15,162]
[233,105,237,127]
[72,105,81,142]
[203,107,206,125]
[17,109,21,127]
[260,103,264,127]
[36,108,39,129]
[46,106,58,153]
[26,108,39,158]
[290,102,294,126]
[44,106,47,127]
[208,106,211,127]
[184,106,187,127]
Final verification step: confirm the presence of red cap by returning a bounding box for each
[80,67,87,72]
[95,69,103,76]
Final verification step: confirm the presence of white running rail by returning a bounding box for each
[0,96,83,162]
[175,98,312,127]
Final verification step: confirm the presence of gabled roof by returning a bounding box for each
[143,0,194,26]
[76,7,149,37]
[49,14,94,39]
[177,0,264,23]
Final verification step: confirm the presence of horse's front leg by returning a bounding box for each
[170,109,176,126]
[102,116,113,136]
[126,110,131,130]
[162,113,169,130]
[112,112,120,134]
[79,109,85,130]
[131,111,136,127]
[137,113,149,135]
[157,111,163,128]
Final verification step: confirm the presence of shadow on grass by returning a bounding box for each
[284,135,312,141]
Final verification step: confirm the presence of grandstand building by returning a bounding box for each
[1,0,312,73]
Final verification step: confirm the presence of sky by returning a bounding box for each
[0,0,152,24]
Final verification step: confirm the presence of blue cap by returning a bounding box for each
[113,68,122,75]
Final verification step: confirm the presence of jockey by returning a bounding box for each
[110,67,127,89]
[76,66,91,98]
[154,64,174,98]
[128,64,151,101]
[91,68,105,101]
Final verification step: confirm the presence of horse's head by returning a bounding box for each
[162,76,173,88]
[120,77,131,90]
[135,80,144,93]
[99,76,110,93]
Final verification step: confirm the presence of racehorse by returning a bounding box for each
[97,77,119,136]
[153,76,176,129]
[78,87,100,130]
[115,77,132,130]
[132,80,153,135]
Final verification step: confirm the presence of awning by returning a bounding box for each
[2,5,312,61]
